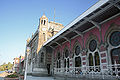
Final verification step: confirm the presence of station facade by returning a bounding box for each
[25,0,120,79]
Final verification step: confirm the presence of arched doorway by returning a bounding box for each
[73,44,82,74]
[109,31,120,64]
[108,31,120,76]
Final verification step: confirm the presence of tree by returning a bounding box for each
[0,62,13,71]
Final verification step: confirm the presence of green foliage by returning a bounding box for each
[6,74,18,78]
[0,62,13,71]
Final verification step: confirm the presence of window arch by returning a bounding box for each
[73,41,81,56]
[87,38,100,72]
[75,45,80,56]
[73,42,82,69]
[89,39,97,52]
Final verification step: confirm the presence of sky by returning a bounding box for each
[0,0,99,65]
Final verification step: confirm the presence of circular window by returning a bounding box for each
[89,39,97,52]
[65,50,69,58]
[75,46,80,56]
[110,31,120,46]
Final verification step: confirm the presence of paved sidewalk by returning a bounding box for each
[26,75,54,80]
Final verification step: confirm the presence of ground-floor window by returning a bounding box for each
[94,52,100,66]
[89,53,93,66]
[111,47,120,64]
[75,56,81,67]
[64,59,66,68]
[67,58,69,68]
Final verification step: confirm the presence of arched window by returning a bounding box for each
[65,50,69,58]
[89,39,97,52]
[94,52,100,66]
[74,44,81,67]
[111,47,120,64]
[59,60,61,68]
[58,52,60,60]
[89,53,93,66]
[75,46,80,56]
[64,49,69,69]
[41,20,43,24]
[88,39,100,72]
[109,31,120,64]
[41,52,44,63]
[57,52,61,68]
[57,61,58,68]
[44,20,46,25]
[67,58,69,68]
[75,56,81,67]
[64,59,66,68]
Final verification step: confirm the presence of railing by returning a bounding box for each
[107,64,120,77]
[54,64,120,79]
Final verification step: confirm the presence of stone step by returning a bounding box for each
[31,72,50,77]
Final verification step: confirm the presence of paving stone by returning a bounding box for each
[26,75,54,80]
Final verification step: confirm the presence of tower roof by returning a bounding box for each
[41,14,47,18]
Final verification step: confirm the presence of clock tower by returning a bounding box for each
[37,14,48,53]
[37,14,64,53]
[39,14,48,32]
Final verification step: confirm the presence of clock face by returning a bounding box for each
[42,28,46,31]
